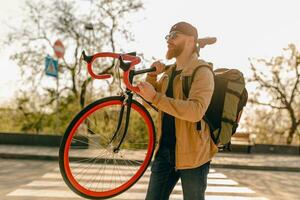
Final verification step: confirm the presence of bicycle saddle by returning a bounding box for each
[197,37,217,48]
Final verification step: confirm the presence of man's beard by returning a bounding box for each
[166,42,184,60]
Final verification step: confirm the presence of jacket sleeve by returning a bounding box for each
[141,74,160,109]
[151,67,214,122]
[145,74,159,90]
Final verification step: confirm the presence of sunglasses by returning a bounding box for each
[165,31,183,41]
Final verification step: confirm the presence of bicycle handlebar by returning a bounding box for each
[81,50,144,93]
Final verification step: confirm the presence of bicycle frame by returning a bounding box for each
[81,50,156,152]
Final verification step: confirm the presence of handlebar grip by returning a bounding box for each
[87,62,112,79]
[81,50,143,92]
[81,50,113,79]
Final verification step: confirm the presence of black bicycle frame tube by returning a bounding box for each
[109,102,125,144]
[113,67,157,152]
[132,67,156,76]
[113,69,136,152]
[113,90,133,152]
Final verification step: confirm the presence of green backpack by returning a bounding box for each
[183,66,248,150]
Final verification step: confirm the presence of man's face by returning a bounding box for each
[165,31,186,60]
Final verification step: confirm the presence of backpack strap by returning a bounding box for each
[182,65,213,98]
[182,65,214,131]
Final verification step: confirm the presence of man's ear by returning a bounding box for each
[185,36,195,48]
[188,36,197,53]
[188,36,194,43]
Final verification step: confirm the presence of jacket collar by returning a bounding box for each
[172,53,212,76]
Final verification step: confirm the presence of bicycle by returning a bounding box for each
[59,50,157,199]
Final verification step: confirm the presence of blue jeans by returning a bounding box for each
[145,147,210,200]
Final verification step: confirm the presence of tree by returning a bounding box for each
[2,0,143,133]
[248,44,300,144]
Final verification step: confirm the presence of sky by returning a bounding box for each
[1,0,300,105]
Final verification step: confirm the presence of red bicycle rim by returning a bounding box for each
[63,100,154,197]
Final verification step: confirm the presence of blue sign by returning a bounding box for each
[45,55,58,78]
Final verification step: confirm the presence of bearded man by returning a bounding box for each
[137,21,217,200]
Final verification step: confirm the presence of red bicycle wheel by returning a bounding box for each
[59,96,155,199]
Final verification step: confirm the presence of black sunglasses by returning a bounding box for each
[165,31,183,41]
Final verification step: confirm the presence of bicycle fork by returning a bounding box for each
[109,91,133,153]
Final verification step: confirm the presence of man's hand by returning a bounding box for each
[137,82,157,102]
[148,61,165,76]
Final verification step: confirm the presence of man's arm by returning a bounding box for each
[145,74,159,90]
[151,67,214,122]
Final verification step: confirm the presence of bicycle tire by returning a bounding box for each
[59,96,155,199]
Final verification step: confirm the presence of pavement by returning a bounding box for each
[0,144,300,172]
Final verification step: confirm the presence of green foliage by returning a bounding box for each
[69,101,157,150]
[246,44,300,144]
[0,108,22,132]
[42,95,82,135]
[0,0,144,135]
[0,94,81,135]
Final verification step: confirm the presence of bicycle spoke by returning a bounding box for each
[74,150,110,182]
[70,137,103,150]
[60,97,155,198]
[86,152,110,191]
[117,151,139,176]
[85,117,111,140]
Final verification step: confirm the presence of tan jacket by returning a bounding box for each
[146,56,218,170]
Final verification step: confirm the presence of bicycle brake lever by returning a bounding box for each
[119,55,131,71]
[81,50,93,63]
